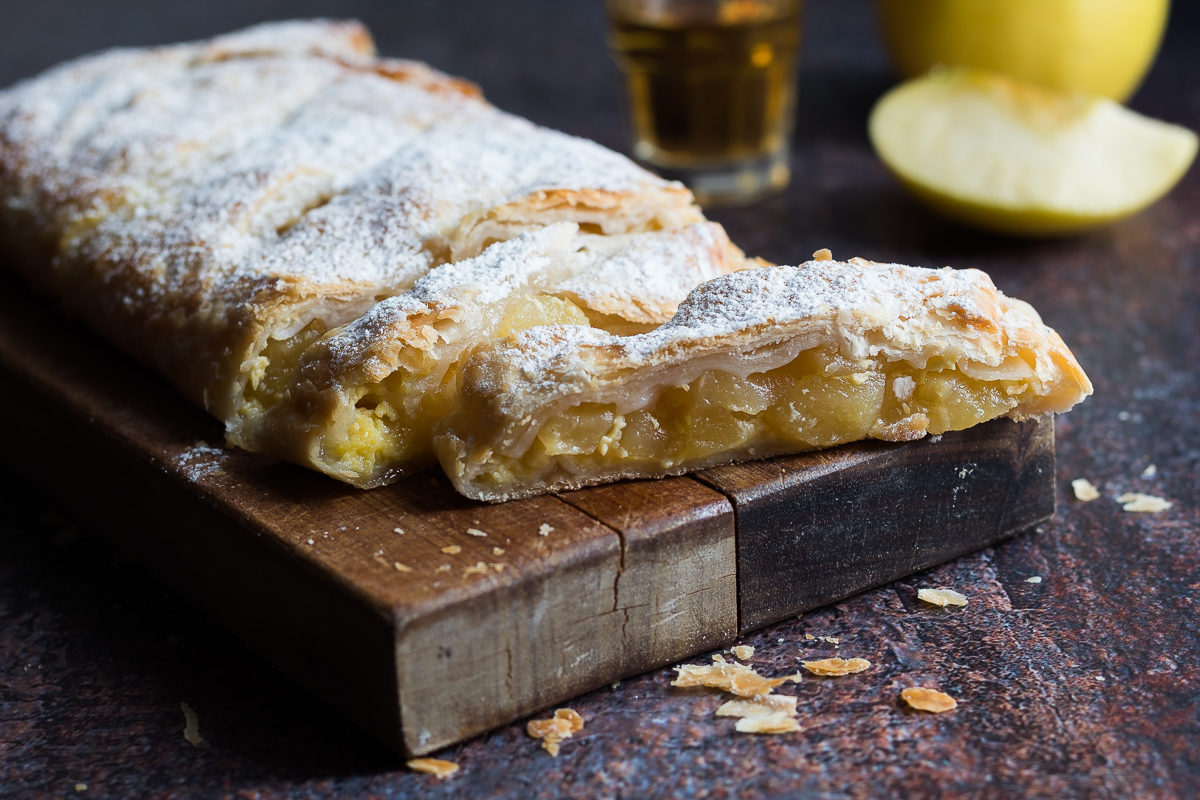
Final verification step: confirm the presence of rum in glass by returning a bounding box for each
[608,0,802,205]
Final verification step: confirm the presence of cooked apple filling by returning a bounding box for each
[463,344,1030,492]
[318,293,595,481]
[240,321,326,422]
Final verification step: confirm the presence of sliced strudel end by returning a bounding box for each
[437,258,1092,501]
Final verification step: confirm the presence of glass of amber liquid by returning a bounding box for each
[607,0,802,206]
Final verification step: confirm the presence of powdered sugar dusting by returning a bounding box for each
[73,68,498,296]
[406,223,579,306]
[551,221,739,324]
[249,113,668,289]
[312,221,737,374]
[6,21,671,301]
[656,260,999,348]
[174,441,230,481]
[317,223,583,365]
[491,259,1005,389]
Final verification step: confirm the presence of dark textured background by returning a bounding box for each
[1,1,1199,798]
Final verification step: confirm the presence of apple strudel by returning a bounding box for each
[0,21,1091,503]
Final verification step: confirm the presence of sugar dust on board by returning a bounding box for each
[608,0,801,170]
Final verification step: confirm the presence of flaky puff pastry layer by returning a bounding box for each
[438,258,1092,501]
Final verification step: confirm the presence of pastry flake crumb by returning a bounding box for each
[74,784,87,792]
[731,645,754,661]
[180,702,202,746]
[802,657,871,676]
[1072,478,1101,502]
[715,687,801,734]
[730,671,794,696]
[918,588,968,607]
[492,547,505,556]
[441,545,462,554]
[1026,575,1042,584]
[716,694,797,719]
[394,562,413,573]
[672,657,794,697]
[1116,492,1172,513]
[466,528,488,537]
[393,527,405,534]
[464,561,490,577]
[1141,463,1157,479]
[902,687,958,713]
[812,248,833,261]
[407,758,459,779]
[734,711,800,734]
[490,562,506,572]
[805,634,815,640]
[538,523,553,536]
[712,653,727,663]
[527,708,584,756]
[435,564,451,573]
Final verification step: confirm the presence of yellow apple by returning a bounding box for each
[868,69,1198,235]
[876,0,1170,101]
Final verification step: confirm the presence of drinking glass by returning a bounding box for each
[607,0,803,206]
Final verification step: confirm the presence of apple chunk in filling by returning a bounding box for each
[470,345,1029,490]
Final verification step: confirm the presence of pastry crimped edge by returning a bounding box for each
[437,257,1093,501]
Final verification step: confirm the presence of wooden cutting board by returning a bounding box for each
[0,274,1054,756]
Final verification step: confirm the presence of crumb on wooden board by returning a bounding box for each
[527,708,584,756]
[918,588,968,607]
[902,687,958,713]
[802,657,871,676]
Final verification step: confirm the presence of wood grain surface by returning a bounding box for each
[701,417,1054,631]
[1,0,1197,797]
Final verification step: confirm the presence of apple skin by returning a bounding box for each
[875,0,1170,101]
